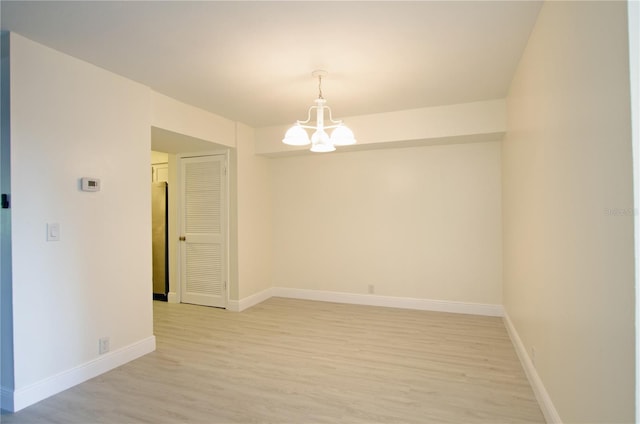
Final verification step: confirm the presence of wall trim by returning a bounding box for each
[167,291,179,304]
[228,287,274,312]
[232,288,503,316]
[7,336,156,413]
[503,311,561,424]
[269,287,503,317]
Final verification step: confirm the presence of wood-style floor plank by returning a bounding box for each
[1,298,545,423]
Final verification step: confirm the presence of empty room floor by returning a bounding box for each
[1,297,545,423]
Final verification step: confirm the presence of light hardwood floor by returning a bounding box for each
[1,298,545,423]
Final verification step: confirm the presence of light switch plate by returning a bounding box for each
[47,223,60,241]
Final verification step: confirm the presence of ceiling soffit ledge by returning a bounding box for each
[254,99,507,156]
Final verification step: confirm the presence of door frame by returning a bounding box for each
[173,149,229,307]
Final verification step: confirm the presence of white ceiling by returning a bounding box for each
[1,1,542,128]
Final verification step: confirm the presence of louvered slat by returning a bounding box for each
[186,243,222,295]
[185,161,221,234]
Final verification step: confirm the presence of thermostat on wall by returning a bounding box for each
[81,177,101,192]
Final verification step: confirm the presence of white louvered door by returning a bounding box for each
[180,155,227,308]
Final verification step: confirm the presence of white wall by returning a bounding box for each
[151,92,235,148]
[6,33,155,410]
[236,123,272,300]
[502,2,635,422]
[629,1,640,421]
[166,153,179,303]
[271,141,502,305]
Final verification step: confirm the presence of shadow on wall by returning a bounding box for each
[1,31,16,409]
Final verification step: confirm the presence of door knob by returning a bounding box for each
[179,236,186,241]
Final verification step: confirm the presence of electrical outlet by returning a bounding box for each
[99,337,110,355]
[368,284,375,294]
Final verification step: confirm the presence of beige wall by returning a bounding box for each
[236,123,272,299]
[8,33,154,407]
[271,141,502,304]
[151,150,168,165]
[502,1,635,422]
[151,92,235,148]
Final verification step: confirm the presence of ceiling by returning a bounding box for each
[1,1,542,129]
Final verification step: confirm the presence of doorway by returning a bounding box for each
[151,151,169,301]
[150,127,231,309]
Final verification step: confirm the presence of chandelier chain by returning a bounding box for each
[318,75,324,99]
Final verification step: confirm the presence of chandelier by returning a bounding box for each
[282,70,356,152]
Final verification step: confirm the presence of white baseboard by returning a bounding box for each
[167,291,179,303]
[503,312,561,424]
[6,335,156,413]
[228,288,274,312]
[269,287,503,317]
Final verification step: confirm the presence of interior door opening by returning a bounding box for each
[150,127,231,310]
[151,152,169,301]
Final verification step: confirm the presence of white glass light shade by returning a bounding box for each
[282,124,311,146]
[310,129,335,153]
[330,124,356,146]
